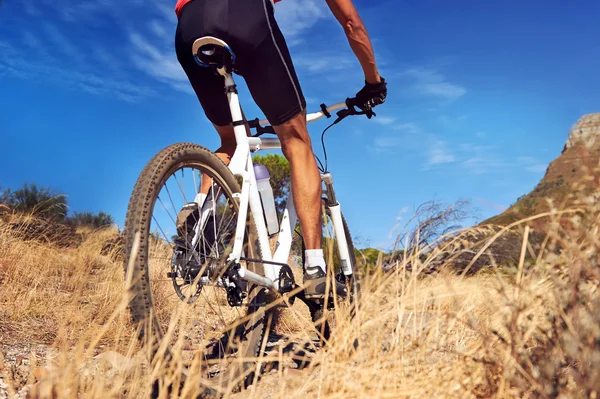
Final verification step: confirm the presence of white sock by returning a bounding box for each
[305,249,326,275]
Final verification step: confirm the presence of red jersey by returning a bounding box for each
[176,0,282,18]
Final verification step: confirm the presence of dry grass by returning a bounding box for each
[1,200,599,399]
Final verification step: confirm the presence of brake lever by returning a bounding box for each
[344,97,377,119]
[365,109,376,119]
[333,108,352,124]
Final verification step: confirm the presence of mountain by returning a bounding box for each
[422,112,600,274]
[484,113,600,228]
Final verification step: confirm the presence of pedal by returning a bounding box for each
[278,265,296,294]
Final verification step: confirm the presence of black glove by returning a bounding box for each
[355,77,387,112]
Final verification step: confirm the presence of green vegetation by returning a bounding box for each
[486,174,568,226]
[1,182,68,221]
[67,211,114,229]
[0,182,114,230]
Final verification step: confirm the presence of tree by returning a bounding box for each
[67,211,114,229]
[8,182,68,222]
[252,154,308,257]
[252,153,290,216]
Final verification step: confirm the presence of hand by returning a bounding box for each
[355,76,387,112]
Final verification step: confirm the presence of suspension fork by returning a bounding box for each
[321,173,353,276]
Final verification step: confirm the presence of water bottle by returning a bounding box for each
[253,162,279,236]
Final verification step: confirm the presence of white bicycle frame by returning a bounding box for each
[192,37,354,293]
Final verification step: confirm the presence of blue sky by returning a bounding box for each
[1,0,599,250]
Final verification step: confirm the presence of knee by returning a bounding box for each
[276,120,312,159]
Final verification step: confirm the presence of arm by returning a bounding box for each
[325,0,380,84]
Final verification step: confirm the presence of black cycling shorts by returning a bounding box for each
[175,0,306,127]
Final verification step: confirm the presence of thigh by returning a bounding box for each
[231,0,307,126]
[175,0,232,126]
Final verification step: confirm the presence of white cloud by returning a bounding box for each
[404,68,444,82]
[428,141,456,165]
[420,82,466,100]
[373,136,405,149]
[43,23,80,60]
[460,156,509,175]
[1,0,335,101]
[128,32,188,91]
[273,0,328,41]
[0,1,181,102]
[461,157,487,175]
[153,2,178,24]
[368,122,423,153]
[293,55,354,73]
[374,116,396,125]
[394,123,422,134]
[517,156,536,164]
[402,67,466,101]
[58,0,119,23]
[149,19,170,37]
[459,143,493,153]
[527,164,547,173]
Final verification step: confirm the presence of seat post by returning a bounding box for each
[221,70,250,177]
[191,36,249,176]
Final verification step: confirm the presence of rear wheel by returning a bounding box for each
[123,143,268,392]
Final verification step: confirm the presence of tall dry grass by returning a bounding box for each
[0,199,599,399]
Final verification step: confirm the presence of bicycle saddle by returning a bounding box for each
[192,36,236,72]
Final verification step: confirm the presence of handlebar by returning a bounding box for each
[247,97,376,136]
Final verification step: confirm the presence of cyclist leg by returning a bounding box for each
[230,0,345,297]
[229,0,321,248]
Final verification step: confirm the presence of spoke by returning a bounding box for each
[152,215,172,244]
[216,206,237,248]
[157,195,177,227]
[214,193,235,249]
[211,196,219,258]
[174,172,188,204]
[192,167,198,195]
[181,169,185,202]
[163,183,178,220]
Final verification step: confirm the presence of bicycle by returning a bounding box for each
[123,36,378,393]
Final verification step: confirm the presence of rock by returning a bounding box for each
[566,113,600,149]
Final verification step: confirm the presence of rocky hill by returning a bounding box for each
[484,112,600,228]
[421,112,600,274]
